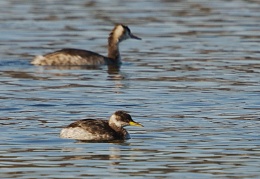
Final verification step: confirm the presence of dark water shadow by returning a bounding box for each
[75,139,130,145]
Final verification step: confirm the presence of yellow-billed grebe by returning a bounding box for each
[60,111,143,141]
[31,24,141,66]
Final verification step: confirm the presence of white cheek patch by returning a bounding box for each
[110,114,123,127]
[113,25,124,40]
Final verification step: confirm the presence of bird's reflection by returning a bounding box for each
[107,64,120,75]
[60,141,131,170]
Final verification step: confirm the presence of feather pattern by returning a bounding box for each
[31,24,141,66]
[60,111,143,141]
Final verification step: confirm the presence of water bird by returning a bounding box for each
[60,111,143,141]
[31,24,141,66]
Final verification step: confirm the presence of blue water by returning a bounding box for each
[0,0,260,178]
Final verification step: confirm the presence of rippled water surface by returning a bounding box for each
[0,0,260,178]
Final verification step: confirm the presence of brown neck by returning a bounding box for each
[109,123,127,135]
[107,28,120,62]
[107,34,121,61]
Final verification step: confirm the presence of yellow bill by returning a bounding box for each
[129,121,143,127]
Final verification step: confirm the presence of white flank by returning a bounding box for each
[60,127,100,140]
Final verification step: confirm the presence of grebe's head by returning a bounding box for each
[110,24,141,43]
[109,111,143,128]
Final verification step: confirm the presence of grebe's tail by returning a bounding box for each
[31,55,45,65]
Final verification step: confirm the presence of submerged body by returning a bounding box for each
[31,24,141,66]
[60,111,143,141]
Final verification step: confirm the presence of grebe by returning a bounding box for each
[31,24,141,66]
[60,111,143,141]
